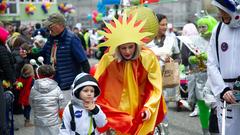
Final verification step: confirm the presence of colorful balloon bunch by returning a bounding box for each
[25,3,36,15]
[58,3,75,14]
[41,2,51,14]
[91,10,103,23]
[0,0,8,14]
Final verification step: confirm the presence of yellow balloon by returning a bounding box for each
[125,6,159,42]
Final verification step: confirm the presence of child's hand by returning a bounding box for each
[83,101,96,111]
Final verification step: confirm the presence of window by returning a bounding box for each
[2,0,19,15]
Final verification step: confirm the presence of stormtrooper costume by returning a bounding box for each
[207,0,240,134]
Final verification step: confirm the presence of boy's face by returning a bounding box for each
[79,86,95,103]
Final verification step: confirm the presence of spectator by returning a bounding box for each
[72,27,87,53]
[20,13,90,106]
[32,23,47,38]
[146,13,180,134]
[147,13,181,107]
[16,64,35,127]
[0,27,16,134]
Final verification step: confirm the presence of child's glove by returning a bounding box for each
[2,80,10,88]
[16,82,23,90]
[140,108,151,121]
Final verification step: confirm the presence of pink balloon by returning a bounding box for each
[92,10,98,17]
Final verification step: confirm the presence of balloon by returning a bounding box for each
[102,0,120,5]
[92,10,98,17]
[87,14,92,20]
[98,13,103,18]
[125,6,159,43]
[96,13,103,22]
[93,17,97,24]
[96,16,101,22]
[25,3,36,15]
[41,2,51,13]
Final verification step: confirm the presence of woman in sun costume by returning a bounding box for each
[94,13,167,135]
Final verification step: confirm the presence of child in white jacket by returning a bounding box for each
[59,73,107,135]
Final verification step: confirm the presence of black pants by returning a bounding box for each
[0,84,7,134]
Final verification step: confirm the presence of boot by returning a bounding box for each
[24,120,33,127]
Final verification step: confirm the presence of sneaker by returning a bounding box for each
[189,107,198,117]
[179,99,192,111]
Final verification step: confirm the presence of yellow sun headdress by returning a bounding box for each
[98,13,153,55]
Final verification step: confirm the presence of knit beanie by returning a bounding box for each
[0,27,9,44]
[72,73,100,98]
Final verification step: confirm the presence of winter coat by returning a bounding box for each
[0,44,16,83]
[17,76,34,106]
[40,29,89,90]
[30,78,64,126]
[59,95,107,135]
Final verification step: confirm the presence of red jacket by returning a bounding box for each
[17,76,34,106]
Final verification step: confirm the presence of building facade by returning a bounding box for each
[0,0,58,25]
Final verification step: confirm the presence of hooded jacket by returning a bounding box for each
[30,78,64,126]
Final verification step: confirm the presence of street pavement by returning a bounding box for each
[14,58,203,135]
[14,102,202,135]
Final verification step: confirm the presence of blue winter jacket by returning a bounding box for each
[40,29,88,90]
